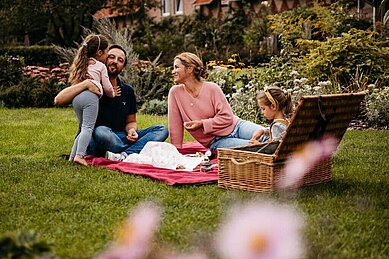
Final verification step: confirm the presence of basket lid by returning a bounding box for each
[274,92,366,161]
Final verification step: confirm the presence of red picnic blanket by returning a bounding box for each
[84,142,218,185]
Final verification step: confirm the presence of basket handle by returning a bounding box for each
[229,157,273,166]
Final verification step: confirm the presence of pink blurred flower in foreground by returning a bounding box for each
[97,202,162,259]
[214,201,305,259]
[278,136,338,189]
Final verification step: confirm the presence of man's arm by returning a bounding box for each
[53,80,100,106]
[125,114,138,142]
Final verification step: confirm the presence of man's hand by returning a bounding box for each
[183,120,203,131]
[54,80,98,106]
[87,83,102,97]
[126,128,138,142]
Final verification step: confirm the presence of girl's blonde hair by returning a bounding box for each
[68,34,109,84]
[258,86,294,118]
[174,52,208,81]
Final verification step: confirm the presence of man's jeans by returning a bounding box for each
[87,124,169,157]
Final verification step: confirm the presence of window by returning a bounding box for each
[175,0,183,15]
[162,0,170,16]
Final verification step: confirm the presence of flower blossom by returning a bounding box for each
[278,136,338,189]
[97,202,162,259]
[214,200,305,259]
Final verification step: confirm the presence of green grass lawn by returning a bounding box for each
[0,108,388,258]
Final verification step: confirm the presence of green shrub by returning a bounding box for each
[128,60,173,106]
[0,77,68,108]
[140,99,168,115]
[0,54,24,87]
[297,28,389,92]
[365,87,389,127]
[0,230,56,258]
[0,45,62,66]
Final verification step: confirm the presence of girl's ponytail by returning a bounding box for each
[283,91,294,119]
[258,86,294,119]
[68,34,108,84]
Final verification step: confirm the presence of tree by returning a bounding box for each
[110,0,160,26]
[44,0,106,46]
[0,0,106,47]
[0,0,48,46]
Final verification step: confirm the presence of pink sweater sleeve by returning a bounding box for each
[201,84,235,134]
[168,86,184,149]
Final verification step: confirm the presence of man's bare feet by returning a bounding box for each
[73,155,88,166]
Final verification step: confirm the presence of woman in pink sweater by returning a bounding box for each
[168,52,267,151]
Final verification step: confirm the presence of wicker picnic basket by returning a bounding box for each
[218,92,366,192]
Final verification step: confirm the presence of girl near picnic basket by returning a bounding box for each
[68,34,116,166]
[249,86,294,144]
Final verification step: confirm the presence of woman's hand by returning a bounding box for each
[184,120,203,131]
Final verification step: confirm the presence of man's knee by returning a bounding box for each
[93,126,113,142]
[154,124,169,141]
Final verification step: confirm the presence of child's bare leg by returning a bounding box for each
[73,155,88,166]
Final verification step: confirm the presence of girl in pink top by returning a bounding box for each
[67,34,115,166]
[168,52,267,151]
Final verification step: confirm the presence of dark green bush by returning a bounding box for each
[0,45,62,66]
[0,77,68,108]
[0,230,56,258]
[0,54,24,87]
[132,10,271,66]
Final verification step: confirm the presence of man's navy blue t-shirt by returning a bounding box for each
[96,78,137,131]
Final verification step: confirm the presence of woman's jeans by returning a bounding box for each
[209,119,268,151]
[87,124,169,157]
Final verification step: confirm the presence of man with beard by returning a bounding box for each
[54,44,169,161]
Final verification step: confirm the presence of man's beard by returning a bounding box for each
[107,63,122,78]
[108,69,120,78]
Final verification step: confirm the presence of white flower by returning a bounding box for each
[313,86,321,92]
[293,79,301,84]
[289,70,299,77]
[214,201,305,259]
[300,78,308,83]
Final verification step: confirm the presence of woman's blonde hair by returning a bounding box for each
[258,86,294,119]
[174,52,208,81]
[68,34,109,84]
